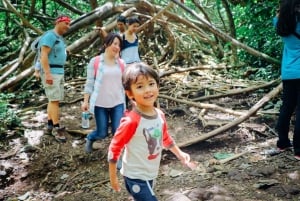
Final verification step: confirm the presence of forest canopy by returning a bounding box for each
[0,0,282,132]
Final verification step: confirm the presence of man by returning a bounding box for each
[39,15,71,142]
[116,15,126,36]
[98,15,127,38]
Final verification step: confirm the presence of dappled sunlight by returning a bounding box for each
[0,159,14,169]
[71,140,81,148]
[31,111,48,123]
[18,152,29,163]
[24,129,44,146]
[21,111,48,129]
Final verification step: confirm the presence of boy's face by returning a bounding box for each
[126,75,158,108]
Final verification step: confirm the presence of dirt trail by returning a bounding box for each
[1,100,300,201]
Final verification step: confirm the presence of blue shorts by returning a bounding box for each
[124,177,158,201]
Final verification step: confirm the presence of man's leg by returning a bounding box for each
[47,104,53,133]
[45,74,66,142]
[49,100,60,125]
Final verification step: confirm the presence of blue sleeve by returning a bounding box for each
[273,17,278,27]
[39,31,56,48]
[84,57,96,94]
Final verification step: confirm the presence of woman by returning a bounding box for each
[82,33,126,153]
[121,16,141,64]
[274,0,300,160]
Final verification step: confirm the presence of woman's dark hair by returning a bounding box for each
[99,32,122,55]
[276,0,300,36]
[126,16,140,25]
[122,62,159,90]
[117,15,126,24]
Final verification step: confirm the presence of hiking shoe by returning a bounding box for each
[294,155,300,161]
[52,127,67,143]
[263,146,292,156]
[278,146,292,152]
[277,144,293,153]
[85,139,94,153]
[46,125,53,134]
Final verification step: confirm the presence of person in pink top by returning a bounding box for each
[82,33,125,153]
[108,63,191,201]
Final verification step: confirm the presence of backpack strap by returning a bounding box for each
[117,58,125,72]
[93,56,125,78]
[93,55,100,78]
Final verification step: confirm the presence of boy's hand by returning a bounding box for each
[186,161,198,170]
[110,176,121,192]
[178,151,197,170]
[178,151,190,165]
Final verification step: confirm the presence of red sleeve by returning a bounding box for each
[108,111,140,163]
[157,109,175,149]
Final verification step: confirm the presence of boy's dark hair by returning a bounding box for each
[99,32,122,54]
[123,63,159,90]
[117,15,126,24]
[276,0,300,36]
[126,16,140,25]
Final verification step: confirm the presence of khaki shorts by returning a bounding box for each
[41,74,64,101]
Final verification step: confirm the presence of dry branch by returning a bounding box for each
[0,29,31,83]
[177,83,282,148]
[170,0,280,65]
[3,0,43,34]
[219,151,248,164]
[192,78,280,101]
[159,94,244,116]
[159,64,230,77]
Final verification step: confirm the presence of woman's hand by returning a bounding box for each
[81,101,89,111]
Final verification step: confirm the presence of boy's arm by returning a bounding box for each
[109,162,121,192]
[169,145,190,165]
[107,113,139,192]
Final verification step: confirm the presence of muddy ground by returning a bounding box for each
[1,91,300,201]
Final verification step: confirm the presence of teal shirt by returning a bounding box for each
[39,30,67,74]
[273,17,300,80]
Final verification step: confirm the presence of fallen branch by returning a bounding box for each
[19,97,83,114]
[219,151,248,164]
[192,78,280,101]
[177,83,282,148]
[159,64,231,78]
[159,94,244,116]
[67,129,90,136]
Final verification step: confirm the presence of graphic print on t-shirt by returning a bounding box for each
[143,126,162,160]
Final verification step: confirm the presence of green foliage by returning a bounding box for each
[232,1,282,80]
[0,93,21,136]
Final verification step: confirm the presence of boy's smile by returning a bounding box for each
[126,75,159,112]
